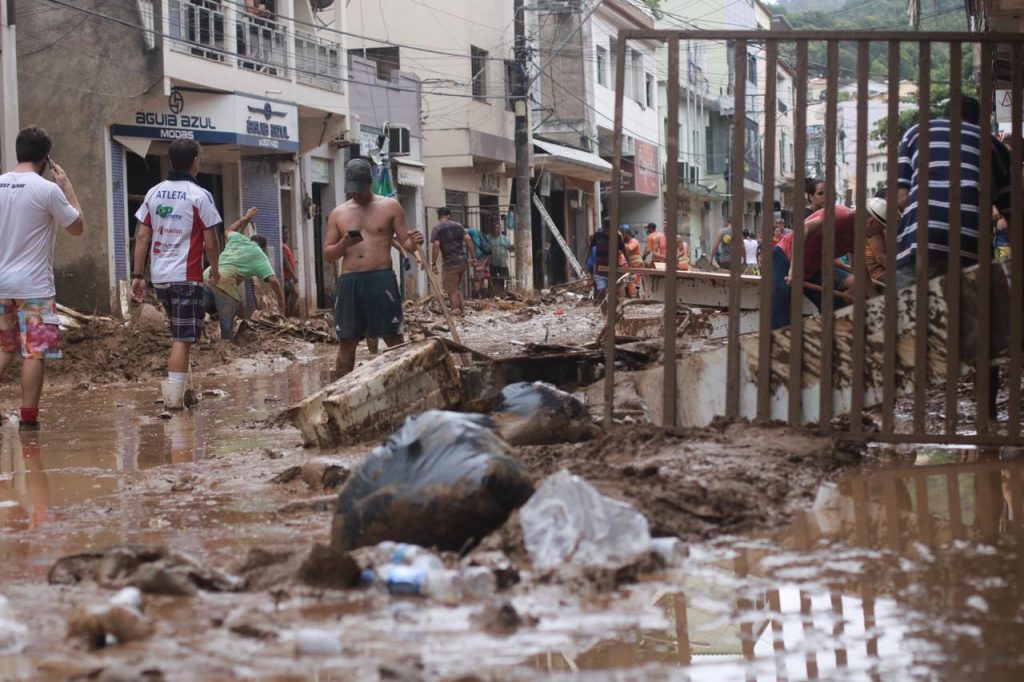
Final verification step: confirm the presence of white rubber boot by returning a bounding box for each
[161,380,186,410]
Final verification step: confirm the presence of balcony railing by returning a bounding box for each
[167,0,343,93]
[295,29,342,93]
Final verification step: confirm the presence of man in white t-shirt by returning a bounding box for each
[131,139,222,409]
[0,126,84,430]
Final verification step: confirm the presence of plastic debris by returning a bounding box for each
[491,382,598,445]
[0,595,28,655]
[520,469,651,571]
[332,411,534,552]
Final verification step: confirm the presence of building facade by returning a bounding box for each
[347,0,516,260]
[17,0,349,315]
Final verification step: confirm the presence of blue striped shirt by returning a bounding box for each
[896,119,1012,269]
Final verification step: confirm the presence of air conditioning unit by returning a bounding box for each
[569,188,584,208]
[387,125,411,156]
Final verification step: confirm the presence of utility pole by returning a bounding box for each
[513,0,533,294]
[0,0,18,171]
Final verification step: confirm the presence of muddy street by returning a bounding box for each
[0,305,1020,680]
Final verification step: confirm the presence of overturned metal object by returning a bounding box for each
[286,339,462,448]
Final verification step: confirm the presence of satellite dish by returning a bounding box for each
[310,0,335,10]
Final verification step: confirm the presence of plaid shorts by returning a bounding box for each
[0,297,63,360]
[155,282,205,342]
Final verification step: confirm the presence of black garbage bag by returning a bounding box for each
[331,410,535,552]
[491,382,599,446]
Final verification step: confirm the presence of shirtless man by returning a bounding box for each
[324,158,424,379]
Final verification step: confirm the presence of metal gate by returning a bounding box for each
[604,30,1024,446]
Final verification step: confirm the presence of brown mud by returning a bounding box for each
[29,313,334,387]
[478,422,864,566]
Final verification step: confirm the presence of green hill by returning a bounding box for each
[772,0,970,82]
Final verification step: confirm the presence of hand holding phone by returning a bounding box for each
[346,229,363,244]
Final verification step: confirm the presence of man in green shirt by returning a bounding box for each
[488,222,511,292]
[203,207,286,339]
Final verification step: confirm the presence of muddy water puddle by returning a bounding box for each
[531,448,1024,680]
[0,351,332,573]
[2,348,1024,679]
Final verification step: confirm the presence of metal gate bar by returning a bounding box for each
[603,29,1024,446]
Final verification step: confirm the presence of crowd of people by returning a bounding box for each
[0,92,1014,425]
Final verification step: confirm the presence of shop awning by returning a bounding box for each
[393,157,426,188]
[114,136,153,160]
[532,139,612,183]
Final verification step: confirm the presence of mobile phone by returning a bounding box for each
[347,230,363,243]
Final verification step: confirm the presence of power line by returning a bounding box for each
[37,0,517,101]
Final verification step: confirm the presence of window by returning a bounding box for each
[747,54,757,86]
[504,59,516,111]
[645,72,655,108]
[471,46,488,102]
[609,37,617,90]
[596,45,608,87]
[630,49,643,102]
[358,46,400,82]
[444,190,468,225]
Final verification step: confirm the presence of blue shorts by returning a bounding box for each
[334,269,404,341]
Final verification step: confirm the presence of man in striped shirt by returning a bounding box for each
[895,97,1014,423]
[895,96,1012,286]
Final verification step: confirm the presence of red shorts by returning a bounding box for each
[0,297,63,360]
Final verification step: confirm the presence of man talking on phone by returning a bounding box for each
[324,157,424,379]
[0,127,84,430]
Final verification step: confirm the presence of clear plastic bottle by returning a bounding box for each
[649,537,687,564]
[368,565,495,601]
[363,542,444,571]
[454,566,496,598]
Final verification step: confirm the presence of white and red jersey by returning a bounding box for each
[135,180,221,284]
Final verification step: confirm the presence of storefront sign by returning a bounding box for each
[632,140,659,196]
[111,89,299,152]
[600,139,659,196]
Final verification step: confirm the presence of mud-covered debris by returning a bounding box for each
[169,473,197,492]
[223,607,279,640]
[132,564,197,597]
[201,388,228,398]
[260,448,283,460]
[0,595,28,655]
[297,544,360,590]
[461,551,519,590]
[491,381,599,446]
[520,469,651,571]
[300,457,350,490]
[470,601,537,635]
[80,665,166,682]
[286,339,462,449]
[276,495,336,514]
[331,411,534,552]
[235,547,302,592]
[49,545,243,594]
[67,602,154,650]
[293,628,343,656]
[270,466,302,484]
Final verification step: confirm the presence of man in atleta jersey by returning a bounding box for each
[131,139,223,409]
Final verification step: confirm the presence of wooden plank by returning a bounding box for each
[663,36,681,427]
[532,193,583,278]
[788,41,809,425]
[945,42,963,435]
[726,38,747,419]
[758,39,779,422]
[603,33,628,428]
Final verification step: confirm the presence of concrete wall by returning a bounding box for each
[16,1,164,312]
